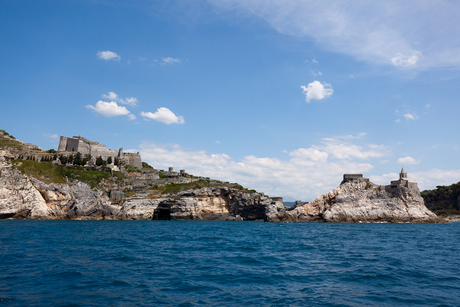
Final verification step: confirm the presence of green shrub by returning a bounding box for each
[16,160,67,184]
[142,162,154,169]
[125,164,141,172]
[15,160,112,187]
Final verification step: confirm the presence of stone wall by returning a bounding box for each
[57,135,143,169]
[124,152,142,169]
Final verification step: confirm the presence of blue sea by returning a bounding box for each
[1,220,459,306]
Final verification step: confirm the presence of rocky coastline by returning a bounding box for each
[0,131,447,223]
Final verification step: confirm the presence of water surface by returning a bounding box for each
[0,220,459,306]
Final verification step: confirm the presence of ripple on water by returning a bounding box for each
[0,220,460,306]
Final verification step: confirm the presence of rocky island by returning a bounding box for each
[0,130,444,222]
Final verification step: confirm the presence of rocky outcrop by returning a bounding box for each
[0,157,276,220]
[115,188,272,221]
[0,155,443,223]
[265,179,442,223]
[0,157,57,219]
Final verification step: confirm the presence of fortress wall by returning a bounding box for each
[90,144,117,157]
[57,135,143,169]
[124,153,142,169]
[77,140,90,155]
[58,136,67,151]
[344,174,363,180]
[66,138,80,152]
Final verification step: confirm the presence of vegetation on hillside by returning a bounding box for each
[14,160,114,187]
[146,179,258,197]
[2,128,258,196]
[421,182,460,216]
[0,130,23,150]
[142,162,153,169]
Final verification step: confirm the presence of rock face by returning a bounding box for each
[265,179,442,223]
[0,156,442,223]
[0,158,57,219]
[0,157,274,220]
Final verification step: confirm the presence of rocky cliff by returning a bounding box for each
[265,179,442,223]
[0,156,276,221]
[0,128,444,223]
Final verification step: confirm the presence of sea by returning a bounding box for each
[1,220,459,307]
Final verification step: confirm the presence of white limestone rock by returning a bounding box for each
[0,157,57,219]
[266,179,441,223]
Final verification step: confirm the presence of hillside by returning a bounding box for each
[421,182,460,217]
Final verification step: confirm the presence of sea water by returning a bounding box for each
[0,220,459,306]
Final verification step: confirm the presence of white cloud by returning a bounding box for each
[119,97,138,106]
[137,135,460,199]
[289,148,329,162]
[403,113,418,120]
[349,74,354,78]
[43,133,58,139]
[135,133,392,200]
[161,57,181,64]
[391,51,421,67]
[86,101,131,117]
[318,138,388,160]
[395,119,400,123]
[128,114,137,120]
[101,92,138,106]
[216,140,221,144]
[301,80,333,103]
[138,141,375,201]
[102,92,119,100]
[397,156,419,165]
[97,50,121,61]
[311,71,322,76]
[206,1,460,69]
[311,59,318,63]
[140,107,185,124]
[425,104,431,108]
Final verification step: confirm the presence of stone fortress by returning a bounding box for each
[58,135,142,169]
[341,168,419,193]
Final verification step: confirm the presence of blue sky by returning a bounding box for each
[1,0,460,201]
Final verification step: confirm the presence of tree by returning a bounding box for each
[59,155,68,164]
[74,152,83,165]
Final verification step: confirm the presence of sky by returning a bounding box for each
[1,0,460,201]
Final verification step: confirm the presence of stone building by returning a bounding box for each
[341,174,369,185]
[341,168,419,193]
[385,167,418,192]
[57,135,142,169]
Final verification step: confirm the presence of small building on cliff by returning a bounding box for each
[341,168,419,193]
[385,167,418,192]
[57,135,142,169]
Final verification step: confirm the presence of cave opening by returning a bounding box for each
[154,208,171,220]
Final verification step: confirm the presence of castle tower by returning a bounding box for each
[57,136,67,152]
[400,167,407,179]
